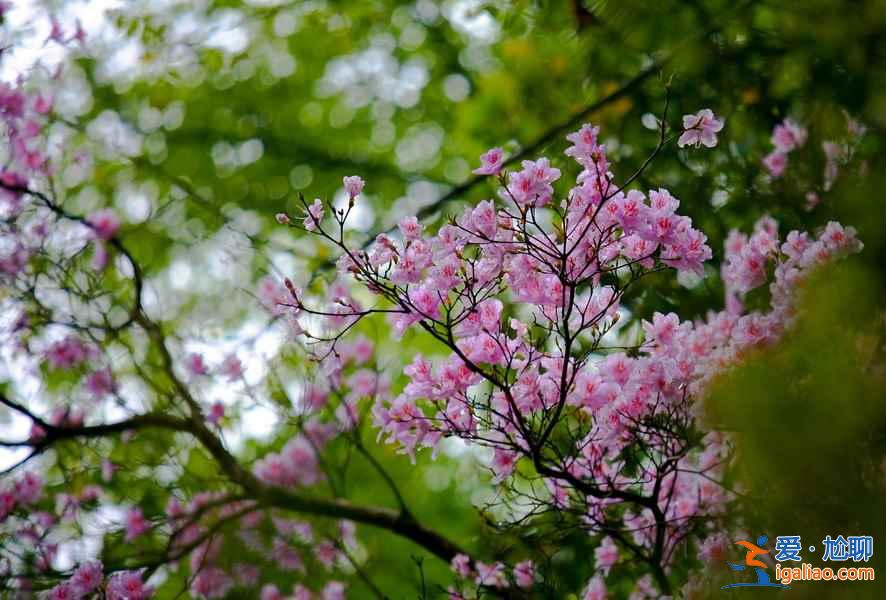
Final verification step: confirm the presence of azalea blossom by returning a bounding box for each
[678,109,725,148]
[473,147,505,175]
[343,175,364,199]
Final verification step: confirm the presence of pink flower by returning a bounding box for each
[34,94,53,115]
[678,109,724,148]
[101,459,117,482]
[763,150,788,177]
[805,191,820,211]
[475,561,508,588]
[304,198,324,231]
[258,276,291,316]
[165,496,185,519]
[232,564,259,586]
[582,575,607,600]
[321,581,346,600]
[86,208,121,241]
[565,124,601,163]
[221,355,243,380]
[490,448,518,483]
[343,175,364,199]
[1,490,17,521]
[186,353,208,376]
[85,368,115,397]
[29,423,47,442]
[124,507,150,541]
[513,560,535,588]
[315,539,339,570]
[398,216,423,240]
[771,118,807,153]
[45,336,96,370]
[190,567,233,599]
[260,585,285,600]
[14,472,43,504]
[473,147,505,175]
[106,571,152,600]
[822,141,843,191]
[47,584,75,600]
[451,553,472,578]
[49,406,84,428]
[273,539,304,572]
[73,20,87,44]
[47,16,65,43]
[408,286,442,319]
[70,561,104,596]
[699,533,729,564]
[643,312,680,347]
[594,537,619,575]
[291,584,312,600]
[507,158,561,206]
[207,402,225,425]
[469,199,497,238]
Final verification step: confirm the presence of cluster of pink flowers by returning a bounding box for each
[761,113,866,210]
[159,493,354,599]
[763,118,808,177]
[722,216,861,320]
[282,112,863,597]
[253,435,322,488]
[182,352,243,386]
[0,472,44,522]
[106,570,152,600]
[260,581,346,600]
[0,77,55,280]
[84,368,116,397]
[85,208,121,241]
[44,335,99,370]
[351,122,717,471]
[449,553,534,594]
[125,507,151,541]
[46,561,104,599]
[0,82,51,182]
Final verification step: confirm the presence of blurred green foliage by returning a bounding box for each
[700,262,886,596]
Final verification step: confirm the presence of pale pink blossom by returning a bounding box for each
[398,216,423,240]
[85,368,115,397]
[513,560,535,588]
[186,353,208,376]
[771,118,807,153]
[106,571,152,600]
[594,537,619,575]
[343,175,364,199]
[321,581,346,600]
[304,198,324,231]
[678,109,724,148]
[451,553,472,578]
[69,561,103,596]
[124,507,150,541]
[475,561,508,588]
[207,402,225,425]
[86,208,120,241]
[473,147,505,175]
[763,150,788,177]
